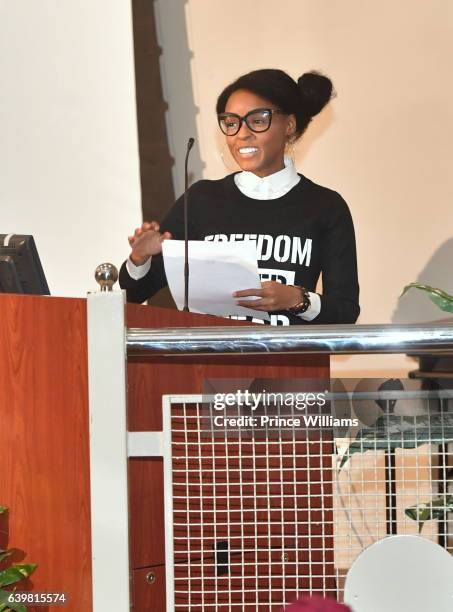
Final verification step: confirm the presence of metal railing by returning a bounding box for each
[127,322,453,356]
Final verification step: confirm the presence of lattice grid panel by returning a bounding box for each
[163,389,453,611]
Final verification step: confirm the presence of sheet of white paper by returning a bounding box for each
[162,240,270,321]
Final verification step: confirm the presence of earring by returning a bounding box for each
[219,143,239,172]
[285,137,296,165]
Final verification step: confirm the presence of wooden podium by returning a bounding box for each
[0,293,330,611]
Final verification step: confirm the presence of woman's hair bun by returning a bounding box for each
[297,71,334,118]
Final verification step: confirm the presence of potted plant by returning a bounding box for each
[0,506,37,612]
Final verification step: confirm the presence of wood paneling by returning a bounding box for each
[0,294,91,610]
[128,458,165,568]
[131,564,166,612]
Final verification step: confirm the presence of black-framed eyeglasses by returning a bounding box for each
[217,107,288,136]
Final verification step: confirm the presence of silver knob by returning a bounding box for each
[94,263,118,292]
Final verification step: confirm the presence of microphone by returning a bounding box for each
[183,137,195,311]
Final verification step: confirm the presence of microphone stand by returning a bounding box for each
[183,137,195,311]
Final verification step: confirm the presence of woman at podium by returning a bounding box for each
[119,69,360,326]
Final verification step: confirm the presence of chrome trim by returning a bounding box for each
[126,322,453,356]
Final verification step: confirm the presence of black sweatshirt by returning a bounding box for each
[119,173,360,325]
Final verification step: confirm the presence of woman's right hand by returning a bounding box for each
[128,221,172,266]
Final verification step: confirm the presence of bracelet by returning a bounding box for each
[287,285,311,315]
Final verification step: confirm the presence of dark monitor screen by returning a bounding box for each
[0,234,50,295]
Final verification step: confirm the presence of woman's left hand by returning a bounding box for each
[234,282,302,312]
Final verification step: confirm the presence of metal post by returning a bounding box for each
[87,291,130,611]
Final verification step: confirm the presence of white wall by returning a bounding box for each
[157,0,453,376]
[0,1,141,297]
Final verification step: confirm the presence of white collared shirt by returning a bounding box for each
[234,156,301,200]
[127,158,321,321]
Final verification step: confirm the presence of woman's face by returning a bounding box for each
[223,89,296,177]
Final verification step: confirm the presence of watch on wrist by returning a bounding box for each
[287,285,311,315]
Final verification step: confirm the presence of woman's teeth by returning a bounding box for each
[238,147,258,154]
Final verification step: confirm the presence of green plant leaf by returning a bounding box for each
[0,564,37,588]
[339,413,453,468]
[0,507,35,611]
[0,589,27,612]
[405,495,453,533]
[401,283,453,313]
